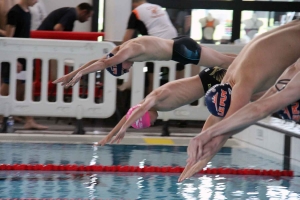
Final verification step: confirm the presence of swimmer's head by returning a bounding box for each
[105,53,131,77]
[205,83,232,117]
[277,100,300,122]
[148,109,159,125]
[126,105,158,129]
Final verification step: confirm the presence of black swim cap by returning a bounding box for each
[205,83,232,117]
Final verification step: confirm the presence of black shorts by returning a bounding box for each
[199,67,227,93]
[171,36,201,65]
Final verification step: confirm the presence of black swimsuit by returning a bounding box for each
[171,36,201,65]
[199,66,227,93]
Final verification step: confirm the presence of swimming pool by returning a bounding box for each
[0,143,299,199]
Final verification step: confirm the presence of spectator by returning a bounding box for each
[37,2,93,82]
[0,0,18,36]
[37,2,93,31]
[1,0,47,130]
[29,0,47,30]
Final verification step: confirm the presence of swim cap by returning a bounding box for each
[205,83,232,117]
[126,104,151,129]
[275,79,300,122]
[277,100,300,122]
[105,53,129,77]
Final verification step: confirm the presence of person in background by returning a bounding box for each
[37,2,93,84]
[0,0,18,36]
[1,0,48,130]
[37,2,93,31]
[29,0,47,30]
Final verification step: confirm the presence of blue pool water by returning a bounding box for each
[0,143,299,199]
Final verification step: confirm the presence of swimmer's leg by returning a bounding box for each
[198,46,235,70]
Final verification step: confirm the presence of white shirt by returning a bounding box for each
[133,3,177,39]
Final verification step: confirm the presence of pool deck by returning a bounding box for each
[0,119,240,147]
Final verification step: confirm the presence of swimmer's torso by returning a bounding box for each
[223,20,300,94]
[124,36,173,62]
[152,75,205,111]
[122,36,201,65]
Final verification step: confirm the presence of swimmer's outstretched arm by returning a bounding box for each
[113,75,206,143]
[65,44,143,87]
[198,71,300,141]
[96,116,127,146]
[53,45,123,86]
[97,97,156,145]
[110,90,170,144]
[202,59,300,139]
[52,59,99,86]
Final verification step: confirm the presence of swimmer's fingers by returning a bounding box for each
[186,136,203,166]
[201,134,230,161]
[53,75,72,87]
[116,133,125,144]
[52,76,65,84]
[65,73,82,87]
[187,133,214,165]
[178,162,193,182]
[178,155,213,182]
[110,131,125,144]
[179,135,230,182]
[96,137,111,146]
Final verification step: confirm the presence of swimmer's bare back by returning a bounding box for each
[120,36,174,62]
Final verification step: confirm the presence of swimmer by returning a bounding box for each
[179,61,300,182]
[96,67,227,145]
[179,19,300,182]
[53,35,235,87]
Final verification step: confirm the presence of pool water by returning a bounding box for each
[0,143,299,199]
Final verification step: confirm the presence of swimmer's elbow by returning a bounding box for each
[147,92,160,105]
[146,90,164,106]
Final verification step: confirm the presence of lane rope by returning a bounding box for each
[0,164,294,177]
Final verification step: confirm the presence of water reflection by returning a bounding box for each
[0,143,299,199]
[0,172,299,199]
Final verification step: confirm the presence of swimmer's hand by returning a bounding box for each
[53,74,73,87]
[96,135,113,146]
[110,129,126,144]
[178,134,230,182]
[65,72,83,87]
[95,130,126,146]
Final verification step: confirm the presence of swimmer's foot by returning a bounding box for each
[23,121,48,130]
